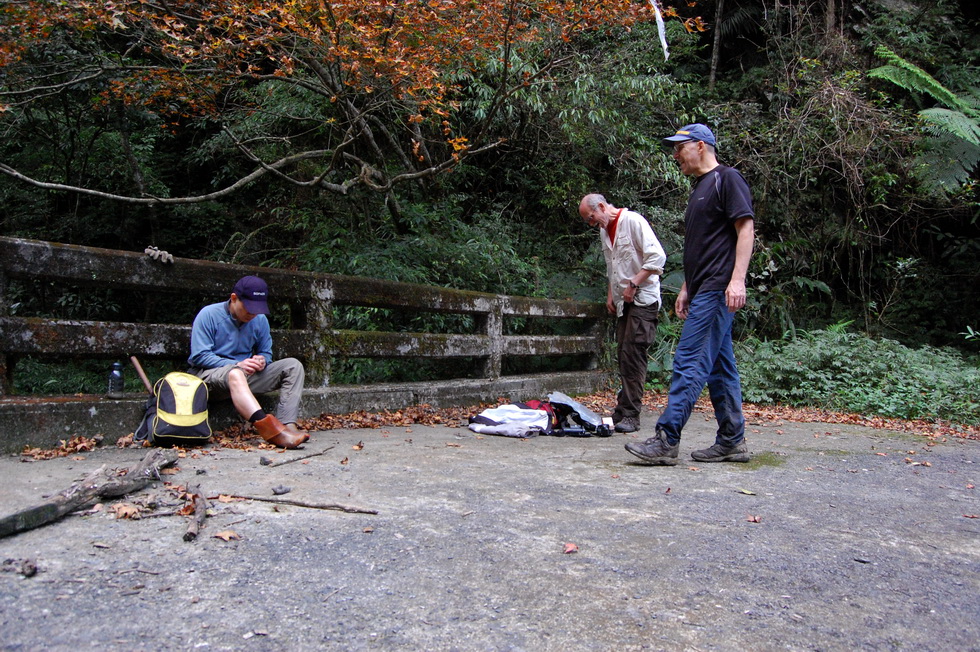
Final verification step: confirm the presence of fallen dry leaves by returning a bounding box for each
[21,435,101,460]
[304,404,479,431]
[213,530,240,542]
[111,503,141,519]
[19,390,980,460]
[736,401,980,443]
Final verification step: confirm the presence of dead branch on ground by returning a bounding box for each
[226,494,378,514]
[0,449,179,538]
[262,445,336,467]
[182,482,211,542]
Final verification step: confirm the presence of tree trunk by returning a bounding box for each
[709,0,726,90]
[825,0,837,37]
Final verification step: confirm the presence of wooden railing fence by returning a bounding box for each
[0,237,609,398]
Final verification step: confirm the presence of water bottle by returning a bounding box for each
[107,362,125,399]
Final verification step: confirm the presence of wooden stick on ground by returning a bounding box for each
[226,494,378,515]
[264,445,336,468]
[182,482,211,542]
[0,449,180,539]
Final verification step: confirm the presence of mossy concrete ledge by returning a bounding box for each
[0,371,611,454]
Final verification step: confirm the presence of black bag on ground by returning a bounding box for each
[134,372,212,447]
[547,391,612,437]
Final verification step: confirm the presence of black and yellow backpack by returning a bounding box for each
[135,372,212,447]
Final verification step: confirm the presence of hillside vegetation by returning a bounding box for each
[1,0,977,422]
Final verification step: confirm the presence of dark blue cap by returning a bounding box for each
[662,123,717,148]
[232,276,270,315]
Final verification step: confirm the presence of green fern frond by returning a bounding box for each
[869,47,972,115]
[919,108,980,146]
[870,47,980,194]
[718,7,762,40]
[961,89,980,114]
[916,135,980,191]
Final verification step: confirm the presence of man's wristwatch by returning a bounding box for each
[628,280,639,290]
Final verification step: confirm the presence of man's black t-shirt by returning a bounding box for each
[683,165,755,298]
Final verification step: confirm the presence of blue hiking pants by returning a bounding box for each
[656,291,745,446]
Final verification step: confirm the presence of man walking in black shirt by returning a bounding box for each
[626,124,755,465]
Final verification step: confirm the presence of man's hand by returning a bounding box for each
[727,217,753,313]
[675,286,690,320]
[623,283,637,304]
[725,278,747,313]
[237,356,266,376]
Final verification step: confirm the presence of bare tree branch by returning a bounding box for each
[0,150,330,204]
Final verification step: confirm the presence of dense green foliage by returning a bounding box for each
[2,0,979,417]
[737,326,980,425]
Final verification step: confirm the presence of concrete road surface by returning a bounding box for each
[1,408,978,651]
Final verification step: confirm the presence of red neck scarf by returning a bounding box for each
[606,208,624,242]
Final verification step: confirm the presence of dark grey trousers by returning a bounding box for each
[192,358,305,424]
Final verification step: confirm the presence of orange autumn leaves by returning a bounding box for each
[1,0,661,124]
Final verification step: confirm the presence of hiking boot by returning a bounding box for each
[691,441,750,463]
[283,422,311,443]
[253,414,305,449]
[625,431,679,465]
[614,416,640,433]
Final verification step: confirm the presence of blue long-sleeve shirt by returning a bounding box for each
[188,301,273,370]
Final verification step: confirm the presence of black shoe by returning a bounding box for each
[614,416,640,433]
[625,431,679,465]
[691,441,750,463]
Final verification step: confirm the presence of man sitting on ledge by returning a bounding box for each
[188,275,309,449]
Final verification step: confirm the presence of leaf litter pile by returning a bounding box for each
[219,389,979,448]
[22,390,980,461]
[9,390,979,552]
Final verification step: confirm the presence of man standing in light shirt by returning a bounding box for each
[579,193,667,434]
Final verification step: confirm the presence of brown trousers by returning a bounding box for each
[614,302,660,420]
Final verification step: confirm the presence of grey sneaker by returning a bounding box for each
[691,441,750,463]
[625,431,679,465]
[615,415,640,433]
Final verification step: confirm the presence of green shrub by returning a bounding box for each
[737,327,980,425]
[644,311,683,392]
[13,358,183,396]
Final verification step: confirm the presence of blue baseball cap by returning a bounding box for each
[662,123,717,148]
[232,275,270,315]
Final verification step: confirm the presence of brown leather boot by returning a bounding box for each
[253,414,305,449]
[283,422,310,443]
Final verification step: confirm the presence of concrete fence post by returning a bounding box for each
[476,297,503,381]
[307,279,334,388]
[0,269,8,395]
[587,317,610,371]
